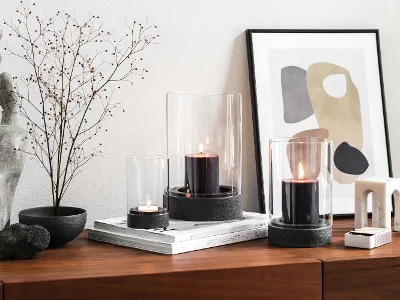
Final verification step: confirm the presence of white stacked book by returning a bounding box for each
[88,212,268,254]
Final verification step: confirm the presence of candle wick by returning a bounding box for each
[200,152,203,155]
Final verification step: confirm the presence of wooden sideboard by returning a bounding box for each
[1,219,400,300]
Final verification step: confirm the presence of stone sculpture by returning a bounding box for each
[354,177,398,230]
[0,26,26,230]
[0,223,50,259]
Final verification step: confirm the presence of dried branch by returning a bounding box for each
[3,2,158,214]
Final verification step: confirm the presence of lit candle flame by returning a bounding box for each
[199,143,204,154]
[146,199,151,208]
[298,162,304,180]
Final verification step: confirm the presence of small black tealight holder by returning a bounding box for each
[126,156,169,229]
[127,207,169,229]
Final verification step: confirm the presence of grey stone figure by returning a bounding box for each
[0,26,26,230]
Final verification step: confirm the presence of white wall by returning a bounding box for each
[2,0,400,224]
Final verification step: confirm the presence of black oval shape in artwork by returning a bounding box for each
[334,142,369,175]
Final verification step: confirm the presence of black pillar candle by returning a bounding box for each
[185,153,219,195]
[282,179,319,225]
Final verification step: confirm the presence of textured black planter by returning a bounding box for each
[19,206,87,248]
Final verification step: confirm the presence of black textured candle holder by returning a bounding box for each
[268,217,332,248]
[127,208,169,229]
[164,186,243,221]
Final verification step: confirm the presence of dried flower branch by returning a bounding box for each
[3,1,158,215]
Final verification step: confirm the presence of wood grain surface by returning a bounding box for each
[322,219,400,300]
[295,218,400,262]
[0,231,318,283]
[0,281,3,300]
[324,256,400,300]
[0,232,322,300]
[4,263,321,300]
[2,218,400,300]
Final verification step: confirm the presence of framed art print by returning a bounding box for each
[246,29,392,217]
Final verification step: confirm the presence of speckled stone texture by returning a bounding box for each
[268,221,332,248]
[127,212,169,229]
[0,223,50,260]
[165,192,243,221]
[0,44,26,230]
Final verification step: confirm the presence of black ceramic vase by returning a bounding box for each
[19,206,87,248]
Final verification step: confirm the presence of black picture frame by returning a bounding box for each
[246,29,393,217]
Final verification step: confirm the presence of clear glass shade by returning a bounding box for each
[166,92,242,198]
[269,137,333,228]
[126,156,168,212]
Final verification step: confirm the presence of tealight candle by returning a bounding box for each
[130,200,166,215]
[137,202,159,213]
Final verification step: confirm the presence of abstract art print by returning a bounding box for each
[246,30,392,216]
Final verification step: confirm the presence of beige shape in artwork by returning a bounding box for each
[287,128,329,179]
[306,62,363,184]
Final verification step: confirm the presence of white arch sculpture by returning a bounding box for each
[355,177,400,231]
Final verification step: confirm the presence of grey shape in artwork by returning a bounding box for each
[334,142,369,175]
[281,66,314,123]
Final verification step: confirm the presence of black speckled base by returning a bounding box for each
[268,218,332,248]
[127,212,169,229]
[164,190,243,221]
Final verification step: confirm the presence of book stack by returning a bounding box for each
[88,212,268,254]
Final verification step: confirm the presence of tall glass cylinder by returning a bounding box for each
[268,137,333,247]
[126,156,169,229]
[166,92,243,221]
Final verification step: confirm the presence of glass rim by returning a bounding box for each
[269,137,332,144]
[167,91,241,97]
[126,155,167,161]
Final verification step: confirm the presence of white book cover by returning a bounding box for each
[94,212,268,243]
[88,226,268,255]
